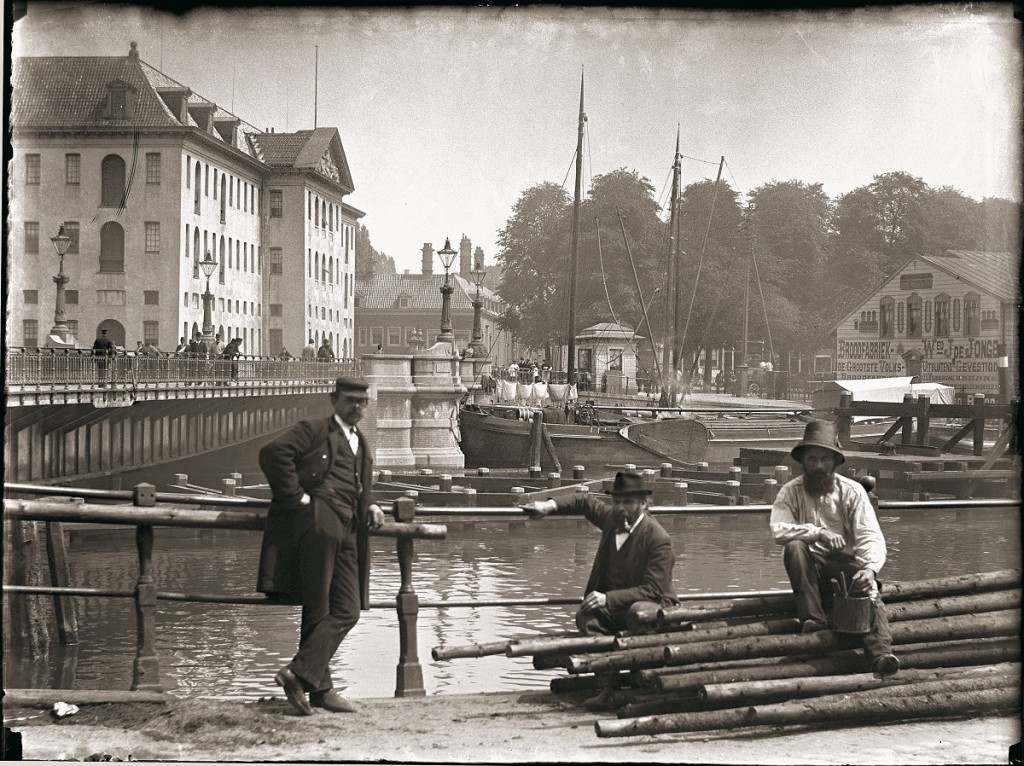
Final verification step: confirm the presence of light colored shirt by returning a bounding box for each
[333,415,359,455]
[770,473,886,576]
[615,512,645,551]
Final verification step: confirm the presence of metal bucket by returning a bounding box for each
[831,595,872,634]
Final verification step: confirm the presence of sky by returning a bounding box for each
[11,3,1023,275]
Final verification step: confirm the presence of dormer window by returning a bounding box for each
[105,82,134,120]
[399,295,410,308]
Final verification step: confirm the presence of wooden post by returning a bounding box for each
[548,472,561,489]
[439,474,453,492]
[773,465,789,486]
[836,392,853,444]
[463,488,477,507]
[529,465,542,479]
[901,392,915,444]
[131,483,161,692]
[660,463,673,478]
[675,482,688,506]
[726,480,741,505]
[763,478,778,503]
[915,394,931,447]
[696,462,709,472]
[858,475,879,512]
[221,478,236,496]
[573,465,585,481]
[476,467,489,477]
[973,393,987,456]
[393,496,425,697]
[45,510,79,645]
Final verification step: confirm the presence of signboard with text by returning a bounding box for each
[835,337,1001,392]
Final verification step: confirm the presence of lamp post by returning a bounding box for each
[436,237,458,345]
[48,223,75,345]
[200,250,218,349]
[470,267,487,355]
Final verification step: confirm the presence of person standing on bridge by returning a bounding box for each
[92,329,114,386]
[317,339,335,361]
[770,419,899,677]
[301,338,316,360]
[521,470,679,709]
[258,376,386,715]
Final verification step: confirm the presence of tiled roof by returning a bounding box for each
[249,132,312,166]
[578,322,642,339]
[925,251,1019,302]
[355,274,500,311]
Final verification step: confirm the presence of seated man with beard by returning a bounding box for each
[770,420,900,677]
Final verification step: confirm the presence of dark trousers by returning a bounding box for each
[783,540,893,661]
[289,517,360,694]
[576,600,661,636]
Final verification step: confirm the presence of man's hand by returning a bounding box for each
[368,503,386,530]
[521,499,557,519]
[581,591,607,612]
[850,568,876,595]
[816,528,846,552]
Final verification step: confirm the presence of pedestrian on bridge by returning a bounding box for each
[92,329,114,386]
[258,376,386,716]
[301,338,316,360]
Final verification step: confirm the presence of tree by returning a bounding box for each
[977,197,1020,252]
[354,223,395,278]
[919,185,981,254]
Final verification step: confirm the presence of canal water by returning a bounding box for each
[4,500,1018,699]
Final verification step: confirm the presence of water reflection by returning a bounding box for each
[4,509,1019,700]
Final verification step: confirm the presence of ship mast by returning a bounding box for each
[567,72,585,385]
[661,127,682,406]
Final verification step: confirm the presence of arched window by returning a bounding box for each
[99,221,125,272]
[315,252,320,281]
[194,161,202,213]
[219,236,226,283]
[101,154,126,207]
[964,292,980,335]
[322,200,327,229]
[923,300,933,333]
[227,237,233,269]
[314,197,319,227]
[185,224,190,259]
[934,293,949,336]
[879,297,894,338]
[896,301,905,334]
[213,168,218,199]
[220,175,227,222]
[952,298,961,333]
[193,228,201,278]
[907,294,922,338]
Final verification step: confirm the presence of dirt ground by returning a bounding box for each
[3,690,1021,764]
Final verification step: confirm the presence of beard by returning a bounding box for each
[804,469,836,497]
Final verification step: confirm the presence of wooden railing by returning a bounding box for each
[2,484,442,697]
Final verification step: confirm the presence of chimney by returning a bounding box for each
[421,243,433,275]
[128,41,139,61]
[474,246,485,272]
[460,234,471,276]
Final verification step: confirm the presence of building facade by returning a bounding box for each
[9,42,360,356]
[832,251,1019,398]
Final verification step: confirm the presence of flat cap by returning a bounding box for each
[333,376,370,400]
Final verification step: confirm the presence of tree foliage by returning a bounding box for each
[355,223,396,278]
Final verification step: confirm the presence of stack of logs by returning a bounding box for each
[432,569,1021,738]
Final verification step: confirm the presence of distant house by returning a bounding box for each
[576,322,647,394]
[831,251,1018,398]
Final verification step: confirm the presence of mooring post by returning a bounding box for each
[837,392,853,444]
[915,394,931,447]
[901,393,915,444]
[393,496,425,697]
[763,477,779,503]
[973,393,987,456]
[44,500,79,645]
[674,481,688,506]
[131,483,162,692]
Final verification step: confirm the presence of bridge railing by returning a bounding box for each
[5,348,361,388]
[3,484,439,697]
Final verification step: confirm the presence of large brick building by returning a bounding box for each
[9,41,361,356]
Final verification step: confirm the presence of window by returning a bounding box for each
[145,222,160,253]
[907,294,922,338]
[25,154,40,184]
[879,297,894,338]
[923,300,933,333]
[358,328,367,346]
[144,291,159,305]
[24,222,39,254]
[97,290,126,305]
[934,294,950,336]
[213,169,218,199]
[108,85,129,119]
[952,298,961,333]
[23,289,39,304]
[270,304,283,317]
[65,154,80,185]
[23,320,38,347]
[220,175,227,222]
[405,327,416,345]
[143,321,159,346]
[100,221,125,272]
[387,327,401,346]
[371,327,383,347]
[145,153,161,184]
[184,292,189,307]
[270,247,283,274]
[964,293,980,335]
[101,154,126,206]
[194,161,202,213]
[399,296,409,308]
[269,189,283,217]
[65,222,80,254]
[65,290,79,305]
[896,302,905,334]
[186,155,191,188]
[66,320,79,338]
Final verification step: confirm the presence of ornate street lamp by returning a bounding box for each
[200,250,218,348]
[470,267,487,355]
[436,237,458,344]
[48,223,75,345]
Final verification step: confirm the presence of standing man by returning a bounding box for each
[211,333,226,357]
[301,338,316,360]
[92,328,114,386]
[317,339,335,361]
[770,420,899,677]
[522,470,679,708]
[258,376,386,715]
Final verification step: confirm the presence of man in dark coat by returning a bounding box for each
[522,470,679,708]
[258,376,385,715]
[92,329,114,386]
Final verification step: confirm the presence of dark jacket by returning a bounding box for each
[257,417,373,608]
[555,494,679,612]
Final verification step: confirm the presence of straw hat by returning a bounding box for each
[790,419,845,466]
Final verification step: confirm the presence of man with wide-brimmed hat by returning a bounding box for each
[257,376,386,715]
[522,469,679,707]
[770,419,899,677]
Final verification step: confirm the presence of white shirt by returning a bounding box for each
[615,513,644,550]
[333,415,359,454]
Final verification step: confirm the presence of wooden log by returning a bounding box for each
[663,609,1020,667]
[568,646,667,674]
[657,594,795,625]
[533,653,571,670]
[698,662,1020,706]
[508,634,615,657]
[655,636,1021,692]
[431,640,511,661]
[596,681,1020,738]
[887,589,1021,622]
[615,618,799,651]
[550,670,632,694]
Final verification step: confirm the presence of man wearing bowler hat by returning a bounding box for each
[257,376,385,715]
[523,470,679,708]
[771,420,899,677]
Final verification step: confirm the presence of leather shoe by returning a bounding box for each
[310,689,359,713]
[275,667,313,716]
[801,619,828,634]
[582,687,617,712]
[872,653,901,678]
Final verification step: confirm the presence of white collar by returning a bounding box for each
[333,415,356,437]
